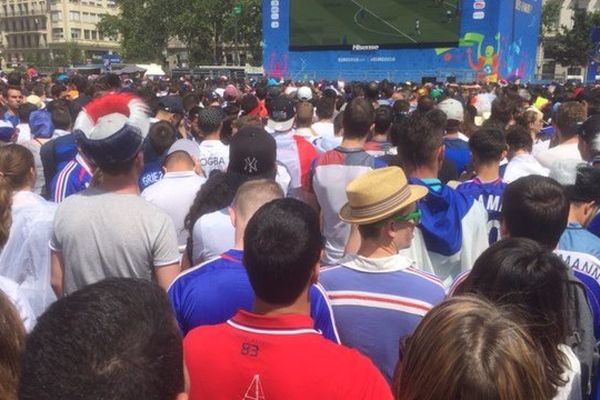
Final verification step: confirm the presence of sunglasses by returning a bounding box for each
[376,209,421,227]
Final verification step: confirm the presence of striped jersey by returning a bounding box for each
[309,147,387,266]
[320,255,445,383]
[456,176,507,244]
[558,223,600,340]
[168,249,340,343]
[50,153,92,203]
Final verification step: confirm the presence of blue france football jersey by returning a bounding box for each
[457,177,507,244]
[168,249,340,343]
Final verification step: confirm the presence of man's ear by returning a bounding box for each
[310,254,321,285]
[500,219,509,239]
[228,207,237,229]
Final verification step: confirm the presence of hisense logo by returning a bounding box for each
[352,44,379,51]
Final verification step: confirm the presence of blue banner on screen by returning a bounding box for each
[263,0,542,82]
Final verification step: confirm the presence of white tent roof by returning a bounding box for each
[136,63,166,76]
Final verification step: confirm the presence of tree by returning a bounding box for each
[51,41,84,66]
[98,0,262,66]
[540,0,563,37]
[98,0,173,63]
[545,9,600,67]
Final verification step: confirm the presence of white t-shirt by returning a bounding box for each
[191,209,234,265]
[17,123,31,143]
[504,154,549,183]
[554,345,582,400]
[141,171,206,250]
[198,140,229,178]
[312,121,335,140]
[535,142,582,169]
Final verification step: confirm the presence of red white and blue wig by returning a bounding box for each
[74,92,150,168]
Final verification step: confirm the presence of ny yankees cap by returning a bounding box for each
[267,95,295,132]
[228,127,276,178]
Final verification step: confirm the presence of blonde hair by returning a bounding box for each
[394,296,553,400]
[0,290,26,400]
[232,179,284,222]
[0,145,34,247]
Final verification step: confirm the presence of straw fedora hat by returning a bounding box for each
[339,167,428,225]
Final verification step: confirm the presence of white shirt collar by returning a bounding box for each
[163,171,199,179]
[341,254,415,273]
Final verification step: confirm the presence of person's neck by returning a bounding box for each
[358,239,402,259]
[558,134,578,146]
[445,131,459,138]
[341,137,367,148]
[568,206,586,226]
[512,149,529,157]
[253,291,310,316]
[98,173,139,194]
[233,228,244,251]
[204,131,220,141]
[165,164,193,173]
[317,118,333,124]
[474,162,500,182]
[371,133,388,142]
[407,163,438,180]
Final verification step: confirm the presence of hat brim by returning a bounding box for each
[267,118,294,132]
[338,184,428,225]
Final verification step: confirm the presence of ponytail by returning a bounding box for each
[0,145,35,247]
[0,174,12,247]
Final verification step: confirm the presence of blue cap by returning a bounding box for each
[29,109,54,139]
[0,120,16,142]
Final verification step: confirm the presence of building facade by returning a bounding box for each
[537,0,600,81]
[0,0,119,67]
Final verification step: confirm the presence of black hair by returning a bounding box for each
[397,110,444,168]
[416,96,435,114]
[198,107,224,133]
[316,96,336,120]
[365,81,379,101]
[489,96,517,126]
[469,128,507,163]
[69,74,88,93]
[50,105,72,131]
[505,125,533,153]
[99,156,137,176]
[243,198,322,305]
[374,105,393,134]
[182,92,200,113]
[342,98,375,139]
[19,279,184,400]
[17,102,37,123]
[50,83,67,99]
[455,237,569,396]
[502,176,569,249]
[147,121,177,156]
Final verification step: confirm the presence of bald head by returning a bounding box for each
[232,179,284,225]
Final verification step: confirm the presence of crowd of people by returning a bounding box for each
[1,67,600,399]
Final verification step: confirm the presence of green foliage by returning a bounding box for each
[51,41,84,66]
[97,0,261,65]
[545,9,599,67]
[541,0,563,36]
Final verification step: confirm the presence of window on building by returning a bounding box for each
[91,30,97,40]
[71,28,81,39]
[52,27,63,40]
[51,11,62,22]
[84,30,90,39]
[70,11,80,21]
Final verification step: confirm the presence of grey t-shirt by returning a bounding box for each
[50,188,180,295]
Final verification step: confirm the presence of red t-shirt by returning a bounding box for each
[184,310,392,400]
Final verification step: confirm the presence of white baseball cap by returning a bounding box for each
[437,99,464,122]
[297,86,313,101]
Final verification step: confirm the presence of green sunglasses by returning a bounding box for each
[376,209,422,227]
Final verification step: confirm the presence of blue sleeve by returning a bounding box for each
[167,282,186,335]
[309,283,340,344]
[373,157,388,169]
[589,214,600,239]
